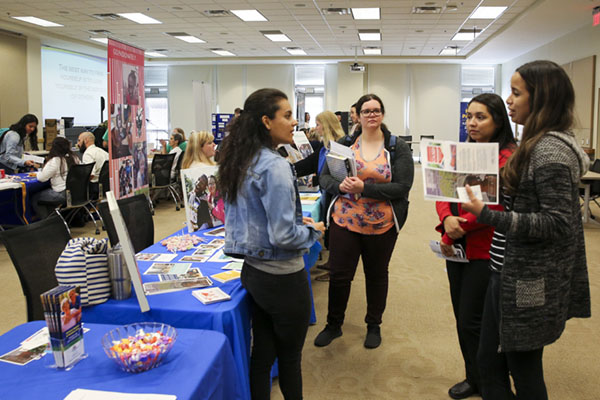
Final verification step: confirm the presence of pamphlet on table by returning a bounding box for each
[192,287,232,304]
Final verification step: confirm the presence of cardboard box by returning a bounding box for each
[45,119,57,150]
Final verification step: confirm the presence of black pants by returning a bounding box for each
[241,262,311,400]
[327,221,398,327]
[446,259,491,389]
[0,162,15,175]
[478,272,547,400]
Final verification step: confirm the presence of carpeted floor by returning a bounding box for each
[1,165,598,399]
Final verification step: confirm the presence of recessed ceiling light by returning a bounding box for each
[284,47,306,55]
[415,29,424,33]
[294,3,306,7]
[58,11,70,15]
[452,29,481,41]
[261,30,291,42]
[439,46,460,56]
[117,13,162,24]
[172,7,183,11]
[351,8,380,20]
[90,37,109,44]
[231,9,268,22]
[339,25,347,29]
[175,35,205,43]
[145,51,167,57]
[11,16,63,27]
[211,49,235,56]
[470,6,507,19]
[363,47,381,55]
[358,29,381,41]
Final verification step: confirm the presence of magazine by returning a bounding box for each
[420,139,499,204]
[192,287,232,304]
[143,276,213,295]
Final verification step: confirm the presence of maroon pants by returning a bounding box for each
[326,221,398,327]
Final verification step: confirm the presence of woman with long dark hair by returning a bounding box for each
[219,88,325,399]
[463,60,591,399]
[435,93,516,399]
[32,137,80,219]
[0,114,39,174]
[314,94,414,349]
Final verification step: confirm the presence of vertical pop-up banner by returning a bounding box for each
[107,39,149,199]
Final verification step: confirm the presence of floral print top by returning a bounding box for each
[331,137,394,235]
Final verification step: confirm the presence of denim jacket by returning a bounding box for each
[224,147,322,261]
[0,130,25,171]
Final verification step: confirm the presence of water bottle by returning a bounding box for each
[107,244,132,300]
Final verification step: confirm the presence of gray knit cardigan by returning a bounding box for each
[478,131,591,352]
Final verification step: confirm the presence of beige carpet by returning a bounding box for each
[1,166,599,400]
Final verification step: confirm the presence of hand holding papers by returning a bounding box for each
[420,139,499,205]
[429,240,468,263]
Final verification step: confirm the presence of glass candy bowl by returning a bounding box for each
[101,322,177,373]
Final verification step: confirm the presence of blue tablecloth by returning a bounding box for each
[0,321,242,400]
[0,173,50,225]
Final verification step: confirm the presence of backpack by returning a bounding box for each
[0,128,10,153]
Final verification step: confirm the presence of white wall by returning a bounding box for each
[217,65,245,114]
[26,37,42,121]
[336,63,365,112]
[409,64,461,141]
[168,65,213,134]
[368,64,408,135]
[500,23,600,149]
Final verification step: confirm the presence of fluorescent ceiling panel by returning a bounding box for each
[264,33,291,42]
[11,16,63,27]
[285,47,307,55]
[211,49,235,56]
[470,6,507,19]
[231,10,268,22]
[351,8,380,20]
[358,30,381,41]
[90,37,109,44]
[175,36,206,43]
[363,47,381,55]
[452,31,481,41]
[117,13,162,24]
[145,51,167,57]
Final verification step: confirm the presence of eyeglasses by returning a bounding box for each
[360,109,382,116]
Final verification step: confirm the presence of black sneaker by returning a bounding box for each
[314,325,342,347]
[364,325,381,349]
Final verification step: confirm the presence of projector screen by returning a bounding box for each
[41,46,107,126]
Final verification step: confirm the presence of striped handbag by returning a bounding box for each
[55,237,111,306]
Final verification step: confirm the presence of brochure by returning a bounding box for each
[144,262,191,275]
[211,270,241,283]
[143,276,213,295]
[192,287,232,304]
[429,240,468,263]
[420,139,499,204]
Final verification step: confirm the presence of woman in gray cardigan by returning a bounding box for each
[463,60,591,400]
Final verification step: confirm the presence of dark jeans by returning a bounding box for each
[0,162,15,175]
[31,188,66,219]
[327,221,398,327]
[447,259,491,389]
[241,262,311,400]
[478,272,547,400]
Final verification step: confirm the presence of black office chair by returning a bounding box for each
[580,159,600,219]
[98,193,154,254]
[149,153,181,211]
[39,162,104,234]
[0,215,71,321]
[98,160,110,200]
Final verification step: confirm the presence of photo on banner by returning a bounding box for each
[107,39,148,199]
[181,165,224,232]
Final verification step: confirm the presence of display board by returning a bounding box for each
[107,39,148,199]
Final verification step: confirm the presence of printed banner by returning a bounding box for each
[107,39,148,199]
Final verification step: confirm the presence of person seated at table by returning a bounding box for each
[161,127,187,153]
[77,131,109,199]
[0,114,40,174]
[158,132,184,179]
[31,137,80,219]
[181,130,216,169]
[219,88,325,400]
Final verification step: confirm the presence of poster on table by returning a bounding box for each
[181,165,224,233]
[107,39,148,199]
[420,139,499,205]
